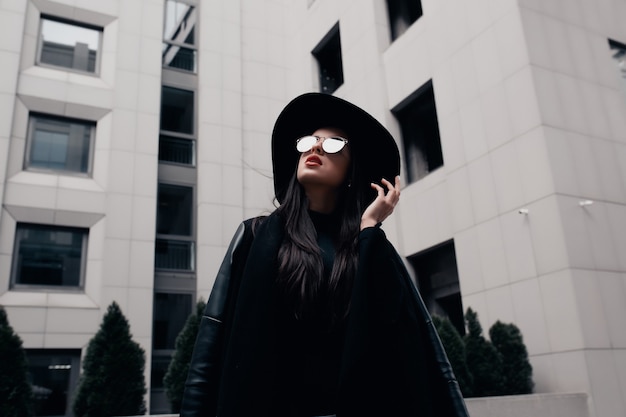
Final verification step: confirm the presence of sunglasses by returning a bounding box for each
[295,135,349,154]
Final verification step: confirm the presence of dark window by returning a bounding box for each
[12,224,88,288]
[149,354,175,413]
[153,292,192,350]
[312,23,344,94]
[160,86,194,134]
[39,17,101,73]
[156,183,193,236]
[408,240,464,335]
[26,349,81,417]
[163,0,197,72]
[609,39,626,100]
[158,135,195,165]
[155,183,194,271]
[150,355,171,389]
[392,80,443,183]
[386,0,423,41]
[27,114,94,174]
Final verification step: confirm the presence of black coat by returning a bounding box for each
[181,213,469,417]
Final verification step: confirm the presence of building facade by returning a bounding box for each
[0,0,624,416]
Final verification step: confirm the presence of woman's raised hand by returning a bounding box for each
[360,175,401,230]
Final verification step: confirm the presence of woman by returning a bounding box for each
[181,93,469,417]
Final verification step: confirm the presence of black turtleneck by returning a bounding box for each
[273,210,346,416]
[309,209,339,275]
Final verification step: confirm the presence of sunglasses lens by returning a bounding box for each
[295,136,347,153]
[296,136,317,153]
[322,137,346,153]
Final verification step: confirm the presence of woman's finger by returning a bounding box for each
[371,182,385,196]
[380,177,400,203]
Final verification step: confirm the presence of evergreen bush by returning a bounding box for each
[0,306,33,417]
[164,298,206,413]
[432,315,473,397]
[464,308,504,397]
[73,302,146,417]
[489,320,534,395]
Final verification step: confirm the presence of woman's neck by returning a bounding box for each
[306,188,338,214]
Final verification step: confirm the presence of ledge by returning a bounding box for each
[465,392,590,417]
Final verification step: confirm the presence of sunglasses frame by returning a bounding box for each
[296,135,349,154]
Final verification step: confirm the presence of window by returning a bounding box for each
[408,240,464,335]
[155,183,194,271]
[159,85,195,167]
[149,355,172,413]
[163,0,197,73]
[392,80,443,183]
[26,114,95,174]
[26,349,81,417]
[150,293,192,412]
[150,356,171,389]
[152,292,192,350]
[11,223,88,288]
[160,86,194,134]
[386,0,423,41]
[38,16,101,73]
[156,183,193,236]
[609,39,626,101]
[312,23,344,94]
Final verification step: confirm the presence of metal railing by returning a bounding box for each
[154,239,194,271]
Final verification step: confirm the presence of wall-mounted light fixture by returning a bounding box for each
[579,200,594,207]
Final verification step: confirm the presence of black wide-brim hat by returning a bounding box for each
[272,93,400,205]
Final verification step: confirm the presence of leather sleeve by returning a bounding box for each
[179,222,247,417]
[402,254,470,417]
[356,227,470,417]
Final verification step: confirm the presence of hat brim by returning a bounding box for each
[272,93,400,205]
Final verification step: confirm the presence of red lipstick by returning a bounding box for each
[305,155,322,166]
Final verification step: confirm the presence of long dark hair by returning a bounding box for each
[275,155,366,322]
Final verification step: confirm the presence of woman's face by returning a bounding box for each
[296,127,352,192]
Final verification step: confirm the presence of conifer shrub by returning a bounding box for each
[464,308,504,397]
[164,298,206,413]
[73,302,146,417]
[432,315,473,397]
[489,320,534,395]
[0,306,33,417]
